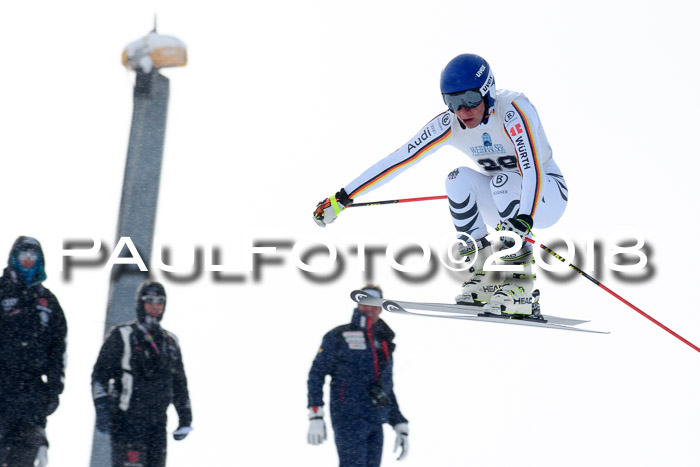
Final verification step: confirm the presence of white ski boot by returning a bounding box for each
[455,237,504,306]
[487,242,542,319]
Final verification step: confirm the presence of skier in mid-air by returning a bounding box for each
[313,54,568,317]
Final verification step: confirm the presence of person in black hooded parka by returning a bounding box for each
[92,280,192,467]
[0,236,67,466]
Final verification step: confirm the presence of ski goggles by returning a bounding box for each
[142,295,166,304]
[442,89,484,112]
[17,249,39,262]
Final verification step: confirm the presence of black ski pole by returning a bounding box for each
[347,195,447,208]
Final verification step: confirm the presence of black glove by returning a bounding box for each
[94,397,111,433]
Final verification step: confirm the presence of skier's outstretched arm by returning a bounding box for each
[313,112,453,227]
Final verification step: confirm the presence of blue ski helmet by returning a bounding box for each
[440,54,495,113]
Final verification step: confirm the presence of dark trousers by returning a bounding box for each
[111,427,167,467]
[0,421,44,467]
[333,417,384,467]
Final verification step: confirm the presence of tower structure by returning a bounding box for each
[89,26,186,467]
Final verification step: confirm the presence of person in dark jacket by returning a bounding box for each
[0,236,67,467]
[307,284,409,467]
[92,280,192,467]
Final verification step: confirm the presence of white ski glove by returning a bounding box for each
[313,189,352,227]
[36,445,48,467]
[173,426,193,441]
[307,406,327,445]
[393,422,409,460]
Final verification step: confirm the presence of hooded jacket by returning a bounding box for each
[91,281,192,437]
[307,308,407,427]
[0,236,67,421]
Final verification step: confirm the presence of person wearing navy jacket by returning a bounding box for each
[307,285,408,467]
[0,236,67,467]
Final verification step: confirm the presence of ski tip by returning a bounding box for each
[350,289,384,306]
[382,300,408,314]
[542,317,590,326]
[350,290,369,303]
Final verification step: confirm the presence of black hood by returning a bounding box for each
[4,236,47,286]
[135,280,167,322]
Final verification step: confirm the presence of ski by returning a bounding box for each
[350,290,608,334]
[350,290,586,325]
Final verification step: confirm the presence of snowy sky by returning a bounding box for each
[2,1,700,466]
